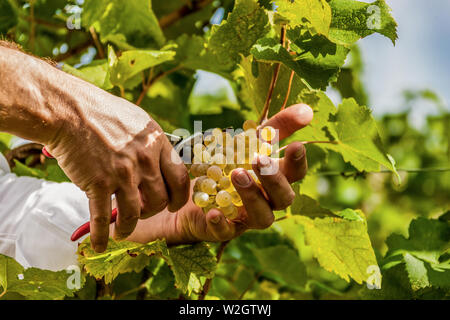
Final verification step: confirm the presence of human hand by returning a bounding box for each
[46,83,189,252]
[126,104,313,244]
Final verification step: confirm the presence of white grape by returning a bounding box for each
[216,190,232,207]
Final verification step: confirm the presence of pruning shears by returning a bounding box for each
[42,131,203,242]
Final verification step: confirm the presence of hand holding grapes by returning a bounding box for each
[125,104,313,244]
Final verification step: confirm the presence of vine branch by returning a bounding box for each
[199,240,230,300]
[89,27,105,59]
[135,66,182,106]
[259,25,287,125]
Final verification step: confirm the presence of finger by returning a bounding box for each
[89,195,112,252]
[139,174,169,219]
[114,186,141,240]
[279,142,308,183]
[231,169,274,229]
[261,104,313,141]
[205,209,236,241]
[160,140,190,212]
[253,155,295,210]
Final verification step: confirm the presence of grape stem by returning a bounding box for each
[199,240,230,300]
[275,140,338,154]
[258,25,287,125]
[136,65,182,106]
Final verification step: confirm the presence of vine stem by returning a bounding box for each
[276,140,338,154]
[317,167,450,177]
[199,240,230,300]
[135,66,182,106]
[238,271,262,300]
[281,70,295,111]
[89,27,105,59]
[258,25,287,125]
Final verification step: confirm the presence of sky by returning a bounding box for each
[195,0,450,126]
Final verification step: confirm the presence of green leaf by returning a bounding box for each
[82,0,165,47]
[77,238,216,293]
[0,132,12,153]
[0,0,18,34]
[209,0,270,69]
[385,217,450,265]
[12,160,46,179]
[251,37,348,90]
[252,245,307,288]
[328,0,398,46]
[107,46,175,87]
[0,254,81,300]
[292,97,398,176]
[382,218,450,291]
[274,0,332,36]
[294,213,378,284]
[62,60,113,90]
[235,56,310,116]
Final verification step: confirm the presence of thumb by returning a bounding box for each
[261,104,313,141]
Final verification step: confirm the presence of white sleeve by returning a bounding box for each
[0,154,90,271]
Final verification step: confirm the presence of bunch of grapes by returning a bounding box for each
[189,120,277,220]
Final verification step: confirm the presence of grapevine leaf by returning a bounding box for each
[209,0,270,69]
[294,213,378,284]
[82,0,165,47]
[0,0,17,34]
[328,0,398,46]
[327,99,399,176]
[77,238,216,293]
[144,260,181,299]
[273,0,332,36]
[250,37,349,90]
[107,47,175,87]
[0,254,81,300]
[0,132,12,152]
[235,56,309,116]
[381,218,450,291]
[285,91,337,143]
[252,245,307,288]
[62,60,113,90]
[173,35,222,73]
[385,217,450,265]
[168,243,217,293]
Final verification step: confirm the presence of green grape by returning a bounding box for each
[211,153,226,168]
[207,165,223,182]
[243,119,257,131]
[193,192,209,208]
[216,190,232,207]
[259,141,273,156]
[190,164,209,177]
[193,176,208,192]
[218,176,231,190]
[222,205,239,220]
[201,178,217,195]
[259,126,276,142]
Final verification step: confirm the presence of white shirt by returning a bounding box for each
[0,153,90,271]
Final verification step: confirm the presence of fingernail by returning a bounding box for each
[234,170,251,187]
[210,216,221,224]
[294,145,306,160]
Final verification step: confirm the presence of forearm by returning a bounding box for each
[0,45,63,143]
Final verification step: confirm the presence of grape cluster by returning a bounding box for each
[189,120,277,220]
